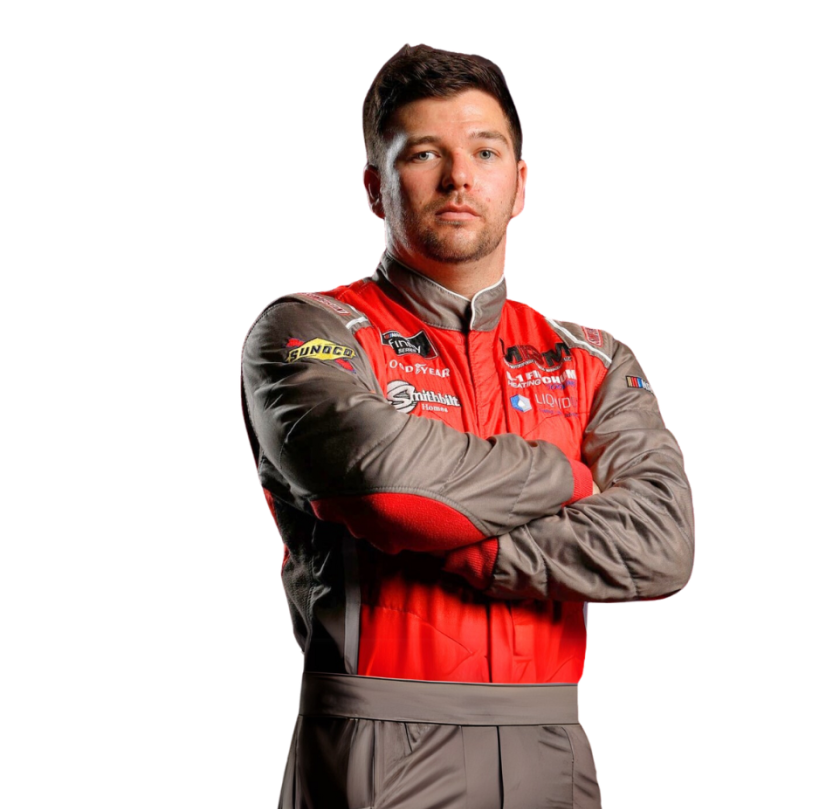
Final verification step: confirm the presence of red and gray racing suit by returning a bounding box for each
[241,252,694,808]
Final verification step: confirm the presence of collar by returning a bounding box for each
[372,252,507,332]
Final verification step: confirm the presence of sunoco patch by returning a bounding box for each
[286,338,356,363]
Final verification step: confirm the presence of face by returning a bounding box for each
[366,89,526,270]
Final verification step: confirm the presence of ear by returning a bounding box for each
[511,159,527,218]
[364,165,385,220]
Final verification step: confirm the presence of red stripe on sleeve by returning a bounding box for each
[442,538,499,589]
[311,492,484,554]
[567,460,593,503]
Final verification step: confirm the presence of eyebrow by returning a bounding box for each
[402,129,512,151]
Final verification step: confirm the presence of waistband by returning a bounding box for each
[299,672,578,726]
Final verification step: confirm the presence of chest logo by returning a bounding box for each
[387,379,461,414]
[381,329,438,359]
[506,368,577,390]
[503,341,571,370]
[510,395,533,413]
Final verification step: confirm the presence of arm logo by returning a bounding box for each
[286,338,355,371]
[581,327,603,347]
[626,375,653,393]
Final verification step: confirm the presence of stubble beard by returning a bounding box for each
[393,197,514,266]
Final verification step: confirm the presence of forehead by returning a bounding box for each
[385,89,513,147]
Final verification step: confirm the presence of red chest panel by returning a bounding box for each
[332,280,600,684]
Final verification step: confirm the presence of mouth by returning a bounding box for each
[434,204,480,222]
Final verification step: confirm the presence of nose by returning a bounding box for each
[440,149,473,192]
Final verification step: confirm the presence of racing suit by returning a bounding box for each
[241,252,694,808]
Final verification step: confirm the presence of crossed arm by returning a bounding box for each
[242,297,693,602]
[443,341,694,602]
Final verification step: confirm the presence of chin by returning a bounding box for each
[418,230,499,265]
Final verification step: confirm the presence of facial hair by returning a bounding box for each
[391,191,517,265]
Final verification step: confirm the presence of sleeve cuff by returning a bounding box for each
[567,460,594,503]
[442,538,499,590]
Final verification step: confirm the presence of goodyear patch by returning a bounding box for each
[286,338,356,363]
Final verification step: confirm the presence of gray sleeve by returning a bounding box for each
[475,340,694,601]
[241,298,590,554]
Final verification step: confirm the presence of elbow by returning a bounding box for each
[639,533,694,600]
[311,491,486,554]
[674,539,695,592]
[669,505,696,594]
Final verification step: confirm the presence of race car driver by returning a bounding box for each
[241,44,694,809]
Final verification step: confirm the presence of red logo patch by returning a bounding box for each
[299,292,352,316]
[582,327,603,347]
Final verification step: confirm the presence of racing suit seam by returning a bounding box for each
[445,433,467,483]
[536,525,550,596]
[309,485,489,536]
[276,406,400,495]
[342,420,407,478]
[365,604,486,657]
[617,481,694,566]
[505,451,537,524]
[611,449,686,515]
[613,540,640,599]
[592,404,661,427]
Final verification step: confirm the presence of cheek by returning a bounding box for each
[382,181,412,220]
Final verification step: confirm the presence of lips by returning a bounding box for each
[434,202,480,221]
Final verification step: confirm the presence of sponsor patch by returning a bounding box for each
[506,369,577,390]
[503,341,571,370]
[388,359,450,378]
[626,375,653,392]
[387,379,461,414]
[582,327,603,347]
[381,329,438,358]
[510,395,532,413]
[535,391,580,418]
[286,337,356,365]
[298,292,352,317]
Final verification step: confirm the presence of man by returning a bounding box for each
[242,44,693,809]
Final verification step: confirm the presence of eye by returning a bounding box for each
[478,149,495,160]
[413,151,435,162]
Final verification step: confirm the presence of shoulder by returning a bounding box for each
[547,320,617,369]
[504,298,616,369]
[504,302,659,401]
[244,281,376,344]
[241,286,375,371]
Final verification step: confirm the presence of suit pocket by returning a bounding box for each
[373,721,466,809]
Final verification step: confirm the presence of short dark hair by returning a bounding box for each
[363,44,523,168]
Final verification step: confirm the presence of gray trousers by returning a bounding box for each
[279,673,601,809]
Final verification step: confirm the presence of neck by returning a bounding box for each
[386,237,507,299]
